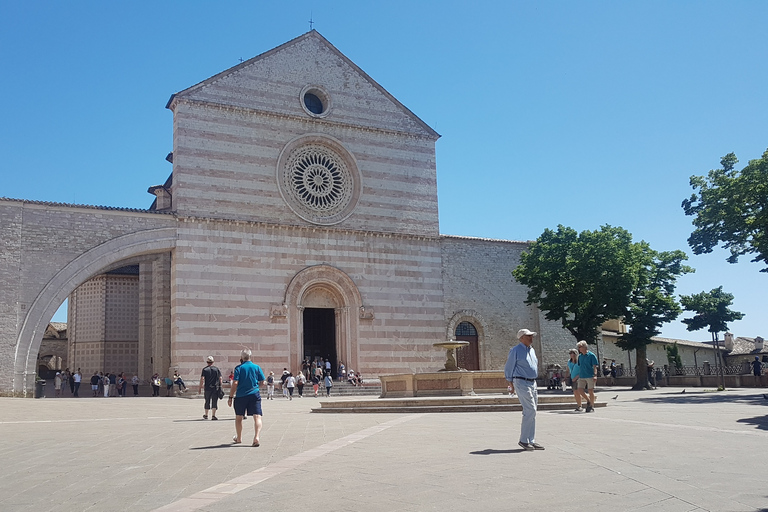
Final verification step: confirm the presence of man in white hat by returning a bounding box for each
[504,328,544,451]
[199,355,222,420]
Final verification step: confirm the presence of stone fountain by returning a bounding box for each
[433,340,470,371]
[378,340,508,397]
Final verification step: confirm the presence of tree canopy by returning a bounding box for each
[617,247,693,350]
[616,247,693,389]
[682,148,768,271]
[680,286,745,334]
[512,225,642,344]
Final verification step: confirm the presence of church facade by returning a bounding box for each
[0,31,574,396]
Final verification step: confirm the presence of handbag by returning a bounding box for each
[217,386,225,400]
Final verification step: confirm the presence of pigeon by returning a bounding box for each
[681,389,686,393]
[612,395,618,400]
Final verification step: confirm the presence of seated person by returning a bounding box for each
[347,370,356,386]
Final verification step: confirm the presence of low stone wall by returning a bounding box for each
[596,374,768,388]
[379,371,509,398]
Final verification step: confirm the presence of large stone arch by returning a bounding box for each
[283,265,363,374]
[13,227,177,396]
[447,309,488,370]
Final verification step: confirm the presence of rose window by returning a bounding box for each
[278,141,359,225]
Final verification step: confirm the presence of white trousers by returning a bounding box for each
[514,379,538,444]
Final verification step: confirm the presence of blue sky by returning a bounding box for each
[1,1,766,342]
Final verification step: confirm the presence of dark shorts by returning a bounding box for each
[204,387,219,410]
[234,394,262,417]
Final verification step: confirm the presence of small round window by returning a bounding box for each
[304,93,324,115]
[300,85,331,118]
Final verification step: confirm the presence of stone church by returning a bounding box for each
[0,31,574,396]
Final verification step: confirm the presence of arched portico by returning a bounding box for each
[13,228,177,396]
[283,265,363,375]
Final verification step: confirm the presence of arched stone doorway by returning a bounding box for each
[284,265,362,377]
[447,310,486,371]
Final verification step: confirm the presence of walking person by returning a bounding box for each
[280,369,290,399]
[151,373,161,397]
[54,372,62,397]
[296,371,306,397]
[324,373,333,397]
[65,369,74,396]
[90,372,100,397]
[567,349,583,411]
[577,340,599,412]
[752,356,763,386]
[199,356,223,420]
[504,328,544,451]
[285,373,295,400]
[227,349,266,447]
[131,374,140,396]
[311,373,320,397]
[266,371,275,400]
[103,373,111,397]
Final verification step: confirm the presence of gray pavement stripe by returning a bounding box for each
[585,415,768,436]
[150,413,423,512]
[0,416,165,425]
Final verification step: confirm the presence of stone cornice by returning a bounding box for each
[177,214,441,243]
[0,197,176,218]
[168,97,439,142]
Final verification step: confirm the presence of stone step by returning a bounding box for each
[311,395,606,413]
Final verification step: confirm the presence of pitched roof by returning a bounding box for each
[166,30,439,139]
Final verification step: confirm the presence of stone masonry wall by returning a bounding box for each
[169,218,445,382]
[0,199,175,395]
[441,235,576,372]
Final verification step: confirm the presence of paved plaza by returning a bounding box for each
[1,387,766,512]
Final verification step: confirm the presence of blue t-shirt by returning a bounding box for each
[578,350,599,379]
[504,342,538,381]
[567,360,580,379]
[234,361,265,398]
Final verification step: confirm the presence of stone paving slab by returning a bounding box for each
[1,388,767,511]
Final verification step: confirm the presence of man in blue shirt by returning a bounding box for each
[577,340,599,413]
[227,348,266,446]
[504,328,544,451]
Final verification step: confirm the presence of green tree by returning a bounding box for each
[513,225,641,344]
[665,342,683,371]
[682,149,768,271]
[680,286,745,390]
[616,247,693,390]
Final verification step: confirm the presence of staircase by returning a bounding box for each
[311,394,606,413]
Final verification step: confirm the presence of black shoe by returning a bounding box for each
[518,441,534,451]
[530,443,545,450]
[211,416,218,420]
[585,403,594,413]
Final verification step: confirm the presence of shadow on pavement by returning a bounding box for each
[190,443,240,450]
[635,391,768,406]
[470,448,525,455]
[736,415,768,431]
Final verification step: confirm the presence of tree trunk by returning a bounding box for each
[631,345,651,390]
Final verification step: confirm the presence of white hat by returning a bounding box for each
[206,355,214,363]
[517,328,537,339]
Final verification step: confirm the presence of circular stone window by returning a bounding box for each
[300,85,331,118]
[276,135,361,225]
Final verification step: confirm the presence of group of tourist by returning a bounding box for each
[566,341,600,413]
[86,371,140,397]
[505,329,602,452]
[53,368,82,397]
[199,351,264,446]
